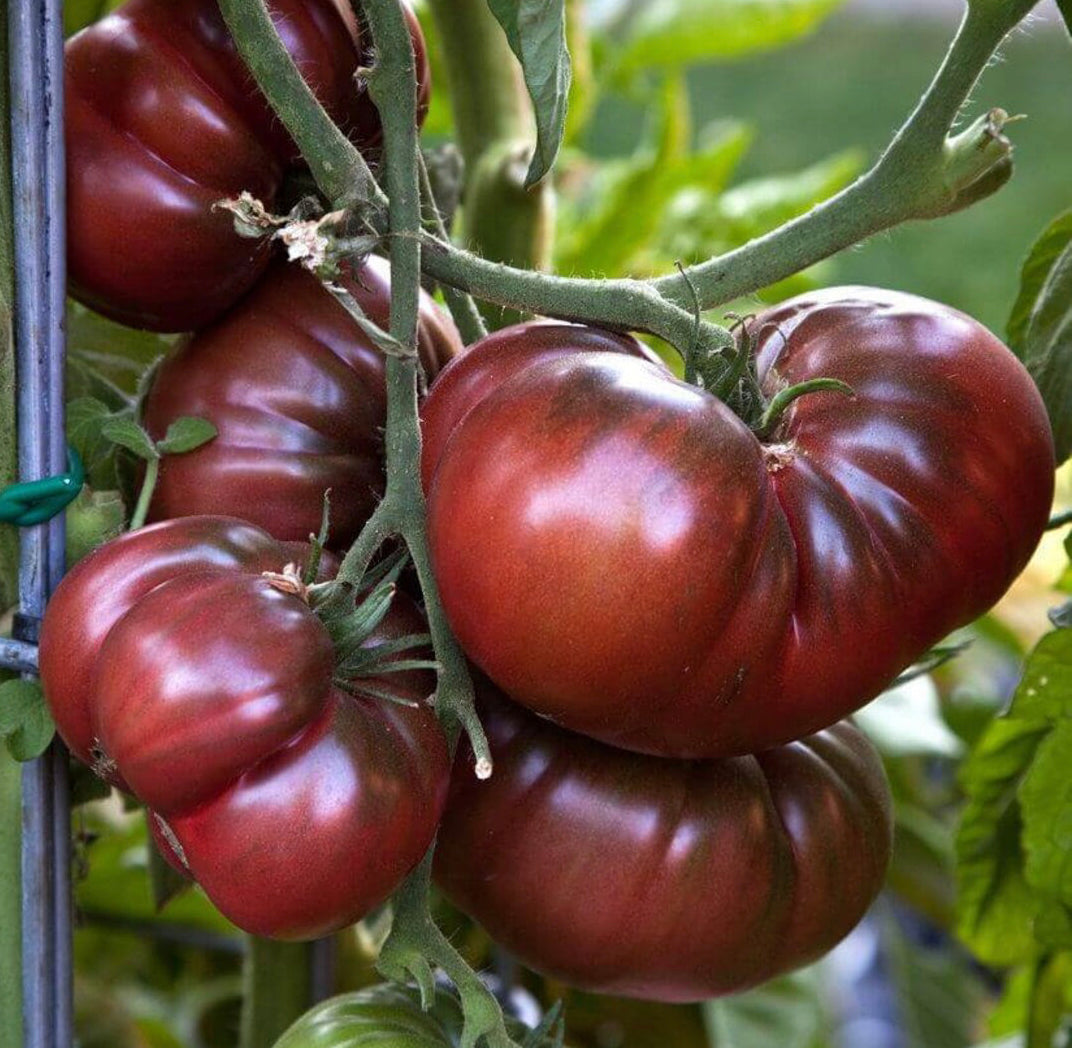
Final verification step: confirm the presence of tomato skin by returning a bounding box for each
[65,0,430,332]
[420,322,654,491]
[141,256,462,547]
[434,687,892,1002]
[39,516,448,939]
[422,289,1055,758]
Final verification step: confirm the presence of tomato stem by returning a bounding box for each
[754,377,854,439]
[417,152,487,344]
[238,937,317,1048]
[127,455,158,531]
[376,849,524,1048]
[220,0,1037,347]
[217,0,384,217]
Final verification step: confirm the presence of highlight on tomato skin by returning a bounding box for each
[434,684,894,1003]
[37,515,449,940]
[141,256,463,548]
[64,0,432,333]
[420,288,1056,760]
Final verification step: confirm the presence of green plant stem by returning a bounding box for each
[339,0,490,770]
[127,455,158,531]
[218,0,1036,348]
[424,0,529,175]
[425,0,555,329]
[239,938,314,1048]
[216,0,383,217]
[418,153,487,345]
[376,850,521,1048]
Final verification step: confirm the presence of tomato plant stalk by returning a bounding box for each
[220,0,1038,362]
[425,0,556,328]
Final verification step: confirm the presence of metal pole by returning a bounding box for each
[9,0,71,1043]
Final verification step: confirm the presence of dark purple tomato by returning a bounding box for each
[65,0,431,332]
[421,289,1055,758]
[39,516,448,939]
[434,687,893,1002]
[141,256,463,548]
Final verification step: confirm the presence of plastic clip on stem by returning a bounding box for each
[0,448,84,528]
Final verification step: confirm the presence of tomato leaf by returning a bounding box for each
[1008,211,1072,353]
[67,301,173,394]
[702,968,828,1048]
[485,0,571,187]
[67,396,118,489]
[155,416,218,456]
[1006,210,1072,463]
[598,0,847,78]
[1020,722,1072,933]
[0,679,56,762]
[100,414,159,462]
[956,631,1072,966]
[987,954,1072,1048]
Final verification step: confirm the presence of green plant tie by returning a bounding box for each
[0,447,85,526]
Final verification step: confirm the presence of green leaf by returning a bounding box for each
[557,83,751,277]
[956,631,1072,966]
[1021,721,1072,917]
[67,395,118,488]
[485,0,571,186]
[956,716,1047,966]
[989,955,1072,1048]
[653,148,862,277]
[1006,630,1072,724]
[155,416,217,455]
[63,0,113,36]
[605,0,847,77]
[67,300,172,394]
[101,415,159,462]
[703,968,828,1048]
[0,679,56,762]
[1008,211,1072,353]
[1006,211,1072,463]
[75,806,237,934]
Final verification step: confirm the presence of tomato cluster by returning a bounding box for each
[48,0,1057,1013]
[48,0,450,944]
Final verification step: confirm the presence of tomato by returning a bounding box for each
[271,983,541,1048]
[65,0,431,332]
[421,290,1055,758]
[434,686,893,1002]
[141,256,463,547]
[39,516,448,939]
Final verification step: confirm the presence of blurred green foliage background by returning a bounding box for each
[586,9,1072,333]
